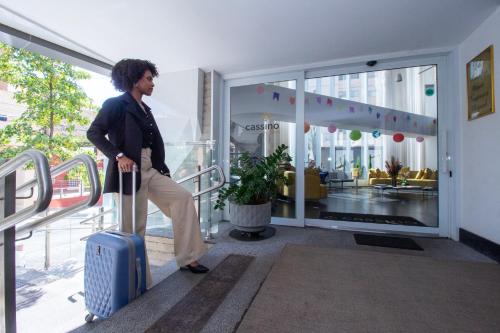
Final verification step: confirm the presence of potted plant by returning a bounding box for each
[385,156,402,187]
[214,144,291,233]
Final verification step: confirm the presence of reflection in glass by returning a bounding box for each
[230,81,297,218]
[304,66,438,227]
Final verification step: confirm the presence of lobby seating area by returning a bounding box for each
[368,167,438,189]
[279,167,328,200]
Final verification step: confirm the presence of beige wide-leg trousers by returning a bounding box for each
[115,148,207,288]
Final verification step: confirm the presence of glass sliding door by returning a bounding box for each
[229,80,297,219]
[304,66,439,229]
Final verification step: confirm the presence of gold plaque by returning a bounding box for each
[467,45,495,120]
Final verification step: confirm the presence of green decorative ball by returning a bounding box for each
[350,130,362,141]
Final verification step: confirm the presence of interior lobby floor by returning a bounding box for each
[67,222,495,333]
[274,187,438,227]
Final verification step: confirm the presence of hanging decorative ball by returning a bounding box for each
[350,130,362,141]
[304,122,311,133]
[416,136,424,143]
[393,133,405,143]
[425,84,435,97]
[372,130,381,138]
[327,124,337,133]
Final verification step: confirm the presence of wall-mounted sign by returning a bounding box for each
[0,114,7,122]
[467,45,495,120]
[245,123,280,131]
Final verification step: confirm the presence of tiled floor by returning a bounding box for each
[67,222,494,333]
[274,187,438,226]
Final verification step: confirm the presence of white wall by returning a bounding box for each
[458,7,500,244]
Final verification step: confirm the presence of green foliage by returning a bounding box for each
[0,43,97,162]
[355,156,361,169]
[214,144,291,210]
[65,150,105,187]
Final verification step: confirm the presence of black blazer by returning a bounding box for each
[87,92,170,194]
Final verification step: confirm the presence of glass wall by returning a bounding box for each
[230,80,297,218]
[0,42,213,332]
[303,66,438,227]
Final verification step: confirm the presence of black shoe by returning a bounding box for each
[180,264,209,274]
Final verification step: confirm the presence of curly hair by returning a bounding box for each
[111,59,159,92]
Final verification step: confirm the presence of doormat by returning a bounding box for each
[354,233,423,251]
[319,211,426,226]
[145,254,254,333]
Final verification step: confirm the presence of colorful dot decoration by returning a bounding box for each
[393,133,405,143]
[350,130,362,141]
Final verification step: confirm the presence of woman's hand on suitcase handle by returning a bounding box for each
[117,155,135,173]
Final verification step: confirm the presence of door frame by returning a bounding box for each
[223,71,306,227]
[222,54,453,237]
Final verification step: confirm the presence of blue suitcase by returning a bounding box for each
[84,167,146,322]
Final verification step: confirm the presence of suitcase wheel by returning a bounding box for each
[85,313,95,323]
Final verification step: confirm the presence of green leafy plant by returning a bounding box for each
[214,144,291,210]
[0,42,96,162]
[355,156,361,169]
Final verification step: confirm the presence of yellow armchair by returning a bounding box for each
[280,170,328,200]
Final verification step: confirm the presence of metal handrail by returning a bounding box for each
[0,149,52,232]
[147,165,226,216]
[0,186,34,200]
[176,164,225,198]
[79,208,113,225]
[15,154,101,236]
[82,165,226,239]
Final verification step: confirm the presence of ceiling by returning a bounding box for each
[0,0,499,75]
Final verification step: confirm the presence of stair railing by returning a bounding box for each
[15,154,101,236]
[81,164,225,240]
[0,150,53,231]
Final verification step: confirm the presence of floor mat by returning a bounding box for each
[146,254,254,333]
[236,244,500,333]
[354,233,423,251]
[319,211,426,226]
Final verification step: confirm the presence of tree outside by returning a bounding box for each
[0,42,97,163]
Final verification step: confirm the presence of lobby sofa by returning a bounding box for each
[368,167,438,189]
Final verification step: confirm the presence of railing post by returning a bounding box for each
[0,171,17,333]
[44,216,50,270]
[98,206,104,231]
[194,165,201,222]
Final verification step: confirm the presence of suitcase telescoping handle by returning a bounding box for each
[118,164,138,234]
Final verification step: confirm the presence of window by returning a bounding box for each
[338,75,345,81]
[351,73,359,79]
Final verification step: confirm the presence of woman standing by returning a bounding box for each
[87,59,208,288]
